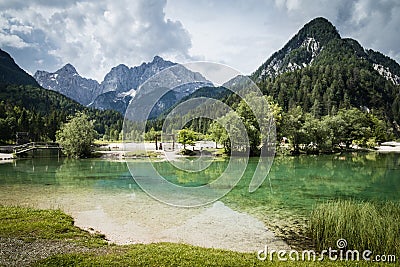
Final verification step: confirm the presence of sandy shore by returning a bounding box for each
[73,199,289,253]
[0,184,289,253]
[376,141,400,152]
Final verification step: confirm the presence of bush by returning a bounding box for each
[56,112,97,158]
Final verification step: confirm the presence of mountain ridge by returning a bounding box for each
[252,17,400,128]
[252,17,340,80]
[34,56,209,115]
[34,63,101,106]
[0,50,123,143]
[252,17,400,86]
[0,49,40,87]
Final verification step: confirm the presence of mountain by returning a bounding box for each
[129,63,213,119]
[0,51,122,143]
[34,64,102,106]
[88,90,135,115]
[0,49,39,87]
[99,56,175,94]
[253,17,400,86]
[91,56,213,117]
[252,17,400,125]
[89,56,178,114]
[35,56,212,116]
[367,49,400,85]
[253,17,340,80]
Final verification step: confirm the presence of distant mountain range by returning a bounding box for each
[1,16,399,132]
[0,48,123,143]
[34,56,212,115]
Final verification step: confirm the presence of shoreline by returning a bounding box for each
[72,200,290,253]
[0,180,290,254]
[376,141,400,152]
[97,141,400,160]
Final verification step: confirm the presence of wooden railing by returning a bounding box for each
[13,142,61,155]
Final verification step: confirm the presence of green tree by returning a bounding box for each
[323,112,346,150]
[236,99,260,155]
[337,108,370,148]
[56,112,97,158]
[208,121,224,149]
[302,113,329,152]
[144,127,162,149]
[217,112,247,154]
[145,127,158,142]
[281,106,306,154]
[177,128,197,150]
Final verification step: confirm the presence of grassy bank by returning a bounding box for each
[309,200,400,257]
[0,206,107,247]
[0,205,397,266]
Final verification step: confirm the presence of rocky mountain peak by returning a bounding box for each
[300,17,340,42]
[252,17,400,84]
[57,63,78,75]
[100,64,131,93]
[113,64,130,72]
[152,55,164,63]
[252,17,342,80]
[76,56,210,116]
[34,64,101,106]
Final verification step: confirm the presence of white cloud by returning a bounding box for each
[275,0,301,11]
[0,32,30,48]
[0,0,399,80]
[0,0,193,81]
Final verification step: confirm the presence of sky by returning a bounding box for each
[0,0,399,82]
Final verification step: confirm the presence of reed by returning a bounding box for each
[308,199,400,256]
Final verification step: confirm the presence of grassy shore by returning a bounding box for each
[0,205,397,266]
[0,206,107,247]
[309,200,400,257]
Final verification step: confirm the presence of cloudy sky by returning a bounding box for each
[0,0,399,81]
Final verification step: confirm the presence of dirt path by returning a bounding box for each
[0,237,110,266]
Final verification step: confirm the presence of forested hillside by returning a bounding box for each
[0,84,123,144]
[0,49,39,87]
[252,17,400,149]
[147,18,399,155]
[258,44,400,122]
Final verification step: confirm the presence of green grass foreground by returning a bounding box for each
[309,200,400,257]
[0,205,397,266]
[0,206,107,247]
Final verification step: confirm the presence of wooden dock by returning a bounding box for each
[13,142,61,157]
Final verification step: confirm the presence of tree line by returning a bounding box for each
[144,89,393,156]
[0,84,122,144]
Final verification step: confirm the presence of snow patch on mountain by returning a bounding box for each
[373,63,400,86]
[259,37,321,79]
[301,37,320,58]
[34,66,101,105]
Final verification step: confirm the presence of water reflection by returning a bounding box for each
[222,153,400,219]
[0,152,399,217]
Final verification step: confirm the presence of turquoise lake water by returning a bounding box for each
[0,152,399,229]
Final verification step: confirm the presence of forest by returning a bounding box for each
[0,84,123,144]
[143,52,399,155]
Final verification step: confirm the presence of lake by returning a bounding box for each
[0,152,399,251]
